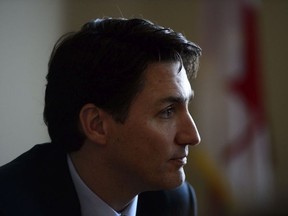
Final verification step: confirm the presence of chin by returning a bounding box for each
[167,173,186,189]
[152,171,186,191]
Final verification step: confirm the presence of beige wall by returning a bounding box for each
[0,0,65,165]
[61,0,199,40]
[261,0,288,208]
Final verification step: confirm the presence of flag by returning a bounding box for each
[197,0,274,214]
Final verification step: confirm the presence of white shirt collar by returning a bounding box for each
[67,155,138,216]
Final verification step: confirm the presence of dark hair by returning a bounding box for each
[44,17,201,152]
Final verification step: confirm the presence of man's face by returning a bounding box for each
[105,61,200,192]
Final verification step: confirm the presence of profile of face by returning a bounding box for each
[105,61,201,192]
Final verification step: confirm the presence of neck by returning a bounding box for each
[69,142,138,212]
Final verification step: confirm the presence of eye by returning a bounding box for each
[159,105,176,119]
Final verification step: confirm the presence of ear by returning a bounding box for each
[79,103,108,145]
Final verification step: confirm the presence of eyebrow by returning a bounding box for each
[157,90,194,105]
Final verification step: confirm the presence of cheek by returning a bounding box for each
[125,121,175,160]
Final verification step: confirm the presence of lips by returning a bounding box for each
[170,156,188,166]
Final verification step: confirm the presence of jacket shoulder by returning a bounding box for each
[0,143,55,181]
[137,182,197,216]
[0,143,80,216]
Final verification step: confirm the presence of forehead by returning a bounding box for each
[146,61,190,85]
[138,61,193,103]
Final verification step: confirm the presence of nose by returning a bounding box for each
[175,112,201,146]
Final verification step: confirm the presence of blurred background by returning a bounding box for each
[0,0,287,215]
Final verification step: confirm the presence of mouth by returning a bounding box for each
[169,156,187,167]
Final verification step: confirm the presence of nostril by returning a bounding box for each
[177,113,201,146]
[192,132,201,146]
[176,124,201,146]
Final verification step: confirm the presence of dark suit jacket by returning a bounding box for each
[0,143,197,216]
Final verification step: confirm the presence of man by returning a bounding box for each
[0,18,201,216]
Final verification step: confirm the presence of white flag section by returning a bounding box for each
[198,0,274,214]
